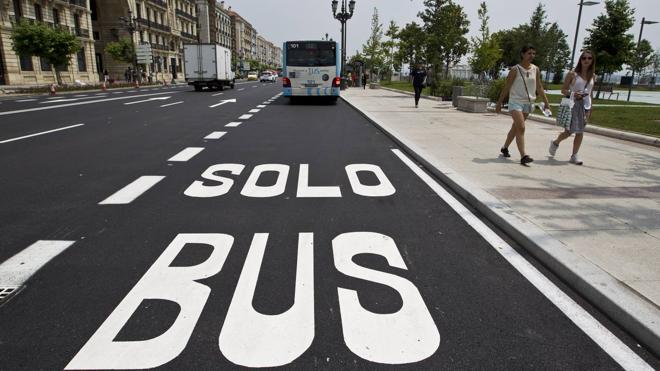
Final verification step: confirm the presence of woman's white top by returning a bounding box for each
[510,64,537,104]
[570,73,594,110]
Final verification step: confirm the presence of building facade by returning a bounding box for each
[227,8,256,72]
[0,0,98,85]
[213,1,231,50]
[89,0,198,83]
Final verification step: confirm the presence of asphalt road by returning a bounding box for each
[0,82,658,370]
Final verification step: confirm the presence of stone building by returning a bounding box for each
[213,1,231,50]
[227,8,256,73]
[90,0,198,83]
[0,0,98,85]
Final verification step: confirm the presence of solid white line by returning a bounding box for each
[160,101,183,107]
[238,88,245,91]
[238,114,253,120]
[0,123,85,144]
[74,94,89,97]
[204,131,227,139]
[99,176,165,205]
[168,147,205,162]
[249,109,260,113]
[257,105,266,108]
[225,122,242,127]
[391,149,653,371]
[0,91,180,116]
[0,240,76,287]
[212,92,225,96]
[17,99,37,102]
[95,93,108,96]
[112,91,124,94]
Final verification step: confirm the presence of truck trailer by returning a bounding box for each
[184,43,235,91]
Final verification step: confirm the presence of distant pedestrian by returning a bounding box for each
[548,50,596,165]
[411,63,427,108]
[124,68,130,82]
[103,69,109,82]
[496,45,550,165]
[362,73,368,89]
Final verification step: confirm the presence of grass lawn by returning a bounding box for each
[545,94,658,106]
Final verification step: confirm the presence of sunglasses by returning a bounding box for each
[581,56,593,60]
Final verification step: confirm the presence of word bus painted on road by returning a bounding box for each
[66,232,440,369]
[282,40,341,99]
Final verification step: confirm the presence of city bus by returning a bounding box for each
[282,40,341,101]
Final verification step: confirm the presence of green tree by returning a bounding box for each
[545,23,571,82]
[362,7,385,81]
[11,20,81,85]
[469,2,502,80]
[628,39,654,76]
[382,20,400,80]
[583,0,636,97]
[105,37,136,65]
[419,0,470,79]
[394,22,426,75]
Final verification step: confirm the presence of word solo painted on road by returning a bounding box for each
[66,164,441,369]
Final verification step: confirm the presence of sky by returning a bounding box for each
[228,0,659,67]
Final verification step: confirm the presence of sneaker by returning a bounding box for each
[570,154,583,165]
[500,147,511,158]
[549,140,558,156]
[520,155,534,165]
[415,104,418,108]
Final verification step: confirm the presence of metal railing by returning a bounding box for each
[180,31,196,40]
[137,18,171,33]
[69,0,86,8]
[175,9,197,22]
[147,0,167,8]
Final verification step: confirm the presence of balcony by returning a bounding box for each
[136,18,171,33]
[151,43,168,51]
[175,9,196,22]
[146,0,168,8]
[180,31,196,40]
[69,0,87,8]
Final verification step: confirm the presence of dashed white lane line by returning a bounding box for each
[252,85,259,88]
[160,101,184,107]
[238,114,253,120]
[99,176,165,205]
[112,91,124,94]
[168,147,205,162]
[94,93,108,96]
[257,105,266,108]
[0,240,76,287]
[204,131,227,139]
[212,92,225,96]
[0,123,85,144]
[17,99,37,102]
[238,88,245,91]
[392,148,654,371]
[262,102,271,105]
[249,109,260,113]
[74,94,89,97]
[225,122,242,127]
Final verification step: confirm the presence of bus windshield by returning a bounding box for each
[286,42,336,67]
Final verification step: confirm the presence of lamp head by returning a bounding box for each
[349,0,356,14]
[332,0,338,15]
[581,1,599,5]
[643,20,658,25]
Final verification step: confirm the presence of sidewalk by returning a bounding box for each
[342,87,660,355]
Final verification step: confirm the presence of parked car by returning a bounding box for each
[247,71,259,81]
[260,71,277,83]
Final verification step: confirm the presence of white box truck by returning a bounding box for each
[184,43,235,91]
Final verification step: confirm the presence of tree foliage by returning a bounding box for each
[362,7,385,80]
[382,20,400,79]
[469,2,502,79]
[419,0,470,78]
[105,38,136,65]
[583,0,635,77]
[11,20,81,84]
[629,39,655,74]
[394,21,426,72]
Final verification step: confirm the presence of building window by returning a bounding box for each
[77,48,87,72]
[74,13,81,34]
[53,8,60,25]
[40,57,52,71]
[34,4,42,21]
[19,55,33,71]
[90,0,98,21]
[13,0,22,21]
[136,2,142,19]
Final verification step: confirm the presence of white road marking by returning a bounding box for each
[204,131,227,140]
[0,123,85,144]
[209,99,237,108]
[257,105,266,108]
[41,96,104,104]
[124,96,171,105]
[160,101,183,107]
[225,122,242,127]
[212,92,225,96]
[168,147,205,162]
[74,94,89,97]
[252,85,258,88]
[95,93,108,96]
[112,91,124,94]
[0,240,76,287]
[0,91,181,116]
[238,114,253,120]
[391,148,653,371]
[238,88,245,91]
[99,176,165,205]
[249,109,260,113]
[17,99,37,102]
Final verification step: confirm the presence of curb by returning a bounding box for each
[341,94,660,356]
[488,108,660,148]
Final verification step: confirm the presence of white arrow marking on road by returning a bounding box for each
[124,96,171,105]
[209,99,237,108]
[212,92,224,97]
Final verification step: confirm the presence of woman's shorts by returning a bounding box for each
[508,102,534,113]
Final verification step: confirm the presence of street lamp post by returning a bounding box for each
[332,0,355,90]
[627,17,658,101]
[119,9,140,83]
[570,1,599,69]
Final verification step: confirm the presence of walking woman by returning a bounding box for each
[496,45,551,165]
[411,63,427,108]
[548,50,596,165]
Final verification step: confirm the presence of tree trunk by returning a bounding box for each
[595,72,606,100]
[54,66,63,85]
[444,56,450,80]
